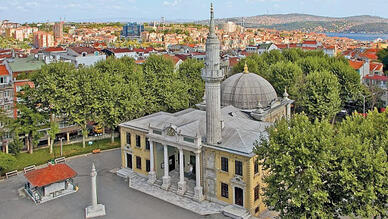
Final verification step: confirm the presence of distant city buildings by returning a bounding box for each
[222,21,237,33]
[121,22,144,39]
[33,31,54,48]
[53,21,64,42]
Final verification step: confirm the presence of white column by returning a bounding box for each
[161,144,170,190]
[177,147,186,195]
[85,163,106,218]
[194,151,204,201]
[150,141,154,171]
[147,140,156,184]
[286,104,291,120]
[91,163,98,208]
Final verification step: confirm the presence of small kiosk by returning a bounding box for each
[24,163,78,203]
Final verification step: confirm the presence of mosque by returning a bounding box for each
[118,4,293,217]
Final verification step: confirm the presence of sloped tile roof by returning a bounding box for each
[24,164,77,187]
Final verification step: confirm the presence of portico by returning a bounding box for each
[146,124,204,201]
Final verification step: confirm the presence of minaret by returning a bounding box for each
[202,3,223,145]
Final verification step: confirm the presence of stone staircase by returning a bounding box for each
[222,205,251,219]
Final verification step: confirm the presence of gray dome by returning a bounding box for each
[221,72,277,110]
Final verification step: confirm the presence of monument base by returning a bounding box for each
[85,204,106,218]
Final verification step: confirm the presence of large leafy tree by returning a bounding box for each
[298,70,341,121]
[13,98,46,154]
[265,61,303,98]
[255,114,337,218]
[29,62,77,153]
[142,55,189,113]
[94,57,146,143]
[64,67,100,148]
[255,111,388,218]
[177,58,205,106]
[377,48,388,74]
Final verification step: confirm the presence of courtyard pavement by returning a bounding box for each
[0,149,227,219]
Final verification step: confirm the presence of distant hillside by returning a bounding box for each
[199,13,388,33]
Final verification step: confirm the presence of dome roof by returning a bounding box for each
[221,72,278,110]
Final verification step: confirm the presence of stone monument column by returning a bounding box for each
[85,163,106,218]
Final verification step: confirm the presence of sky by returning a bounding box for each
[0,0,387,23]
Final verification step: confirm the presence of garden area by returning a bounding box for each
[1,138,119,175]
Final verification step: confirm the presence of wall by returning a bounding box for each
[203,147,266,216]
[120,126,150,176]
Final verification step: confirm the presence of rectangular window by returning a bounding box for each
[235,160,243,176]
[183,137,194,143]
[221,157,228,172]
[136,135,141,147]
[153,130,162,135]
[136,156,141,169]
[254,159,259,174]
[126,133,131,145]
[145,138,150,150]
[146,159,150,172]
[254,185,260,201]
[221,183,228,198]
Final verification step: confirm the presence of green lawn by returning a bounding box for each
[5,138,120,174]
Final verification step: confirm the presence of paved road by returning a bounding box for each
[0,149,226,219]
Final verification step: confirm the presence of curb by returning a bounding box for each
[0,147,120,183]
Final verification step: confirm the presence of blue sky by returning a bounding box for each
[0,0,387,23]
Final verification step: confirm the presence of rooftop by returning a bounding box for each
[8,55,45,73]
[24,163,77,187]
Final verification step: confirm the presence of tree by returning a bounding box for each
[296,56,330,75]
[265,61,303,98]
[255,111,388,218]
[332,110,387,218]
[0,152,16,173]
[232,54,270,78]
[377,48,388,74]
[64,67,99,148]
[94,57,146,143]
[28,62,77,153]
[142,55,189,113]
[255,114,338,218]
[177,58,205,106]
[328,61,361,107]
[12,101,45,154]
[298,70,341,121]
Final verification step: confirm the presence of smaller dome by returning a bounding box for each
[221,72,278,110]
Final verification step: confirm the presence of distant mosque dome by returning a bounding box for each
[221,64,278,110]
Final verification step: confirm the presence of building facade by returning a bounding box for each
[121,22,144,39]
[118,5,292,217]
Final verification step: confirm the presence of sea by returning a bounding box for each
[323,32,388,41]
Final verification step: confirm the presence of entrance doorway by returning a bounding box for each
[169,155,175,171]
[235,187,243,207]
[127,153,132,169]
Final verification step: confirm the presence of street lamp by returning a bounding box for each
[360,92,376,114]
[59,137,65,156]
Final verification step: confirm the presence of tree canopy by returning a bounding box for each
[255,111,388,218]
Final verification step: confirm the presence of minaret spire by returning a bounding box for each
[202,3,223,145]
[209,3,216,37]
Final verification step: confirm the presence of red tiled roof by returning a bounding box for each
[275,44,288,49]
[348,60,364,70]
[163,54,181,65]
[0,65,10,76]
[69,47,97,55]
[364,74,388,81]
[229,57,240,67]
[0,54,12,59]
[24,164,77,187]
[302,47,316,50]
[15,80,34,88]
[109,48,133,53]
[44,47,65,52]
[303,40,317,45]
[359,53,378,60]
[175,54,189,61]
[370,62,383,72]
